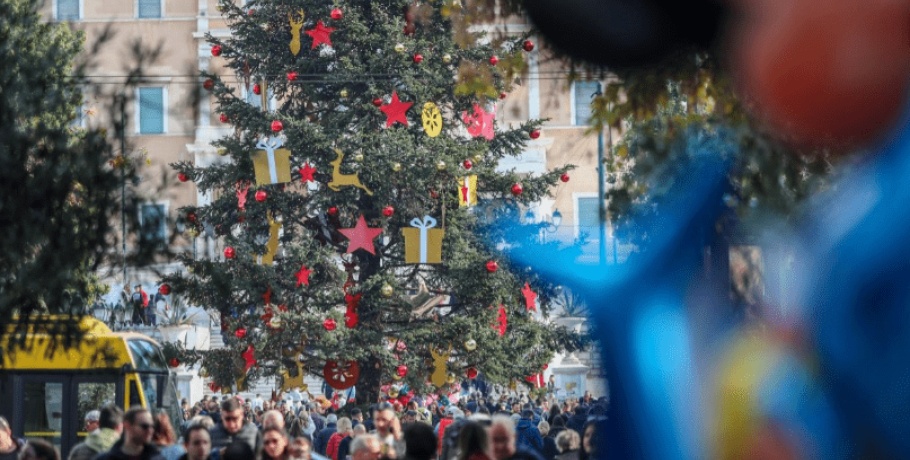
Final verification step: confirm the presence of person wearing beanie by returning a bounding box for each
[515,410,543,454]
[313,413,338,456]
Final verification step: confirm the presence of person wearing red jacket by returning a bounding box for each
[326,417,352,460]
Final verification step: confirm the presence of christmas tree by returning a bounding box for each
[166,0,580,403]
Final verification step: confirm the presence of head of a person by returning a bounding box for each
[403,423,436,460]
[0,416,12,445]
[456,421,489,460]
[581,421,598,456]
[326,414,338,426]
[221,398,245,434]
[373,408,395,435]
[263,427,290,460]
[337,417,352,435]
[351,408,363,422]
[403,410,417,424]
[84,410,100,433]
[152,411,177,447]
[262,410,286,430]
[288,436,312,460]
[537,420,550,437]
[123,407,155,447]
[521,409,535,420]
[350,434,381,460]
[445,406,458,420]
[183,424,212,460]
[555,429,580,453]
[489,416,516,460]
[223,440,255,460]
[19,439,57,460]
[352,423,367,437]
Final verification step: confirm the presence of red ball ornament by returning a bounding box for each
[287,71,298,81]
[247,8,254,15]
[466,367,478,379]
[219,113,229,123]
[235,328,247,339]
[413,53,423,63]
[489,55,499,65]
[211,45,222,57]
[331,8,343,20]
[255,190,267,202]
[372,98,383,107]
[209,381,221,392]
[186,212,197,224]
[382,206,395,217]
[523,40,535,52]
[530,129,541,139]
[397,365,408,378]
[463,159,473,170]
[328,206,338,216]
[500,92,507,99]
[486,260,498,272]
[271,120,283,132]
[168,357,180,368]
[158,284,171,295]
[178,173,189,182]
[253,84,262,95]
[324,318,337,331]
[542,363,548,370]
[560,173,570,182]
[224,247,235,259]
[203,79,214,90]
[511,183,523,196]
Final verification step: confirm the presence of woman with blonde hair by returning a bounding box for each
[553,429,581,460]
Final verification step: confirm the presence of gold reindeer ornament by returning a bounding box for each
[289,10,305,56]
[328,149,373,195]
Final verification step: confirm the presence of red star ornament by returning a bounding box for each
[306,21,336,49]
[494,305,508,336]
[242,345,257,372]
[262,286,272,305]
[379,92,413,127]
[521,282,538,312]
[296,265,312,287]
[299,162,317,183]
[339,215,383,254]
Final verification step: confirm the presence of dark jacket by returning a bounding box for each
[541,437,559,460]
[313,423,337,456]
[209,421,262,454]
[566,412,587,435]
[554,451,580,460]
[515,419,544,452]
[92,439,165,460]
[177,454,213,460]
[0,438,26,460]
[337,435,353,460]
[507,445,546,460]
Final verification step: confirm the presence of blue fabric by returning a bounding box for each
[515,419,544,453]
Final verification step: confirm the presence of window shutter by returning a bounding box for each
[577,197,600,238]
[57,0,79,20]
[139,88,164,134]
[574,82,601,125]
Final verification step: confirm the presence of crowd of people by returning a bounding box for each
[0,390,605,460]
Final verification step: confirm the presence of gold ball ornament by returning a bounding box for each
[188,228,199,238]
[392,163,402,172]
[217,148,228,156]
[199,368,209,377]
[269,316,282,328]
[340,89,349,98]
[394,43,406,54]
[442,54,452,63]
[464,339,477,351]
[353,153,365,162]
[473,154,482,164]
[436,161,447,171]
[447,375,456,384]
[381,284,394,297]
[389,386,400,397]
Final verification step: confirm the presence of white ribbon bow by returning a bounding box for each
[409,216,437,263]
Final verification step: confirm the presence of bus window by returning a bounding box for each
[139,374,159,409]
[126,339,167,371]
[75,382,116,438]
[23,381,63,452]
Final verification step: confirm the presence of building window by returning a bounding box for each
[245,86,273,111]
[140,203,167,246]
[573,81,601,126]
[138,87,165,134]
[138,0,162,18]
[57,0,80,20]
[576,196,600,240]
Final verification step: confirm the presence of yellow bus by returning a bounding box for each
[0,316,180,458]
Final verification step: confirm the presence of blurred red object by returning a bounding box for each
[729,0,910,148]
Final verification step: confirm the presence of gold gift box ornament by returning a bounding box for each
[252,137,292,186]
[402,215,444,264]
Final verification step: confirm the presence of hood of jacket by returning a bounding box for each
[85,428,121,453]
[516,419,536,431]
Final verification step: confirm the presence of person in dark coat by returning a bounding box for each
[177,425,213,460]
[547,417,565,442]
[537,422,558,460]
[565,407,587,435]
[209,398,262,455]
[514,411,543,453]
[313,414,338,456]
[0,416,26,460]
[553,430,580,460]
[94,407,165,460]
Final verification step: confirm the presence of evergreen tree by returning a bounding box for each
[0,0,121,338]
[167,0,580,402]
